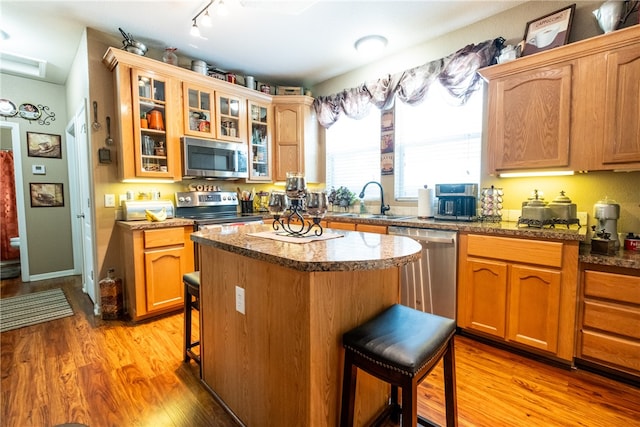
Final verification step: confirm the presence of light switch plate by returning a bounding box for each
[104,194,116,208]
[235,286,245,314]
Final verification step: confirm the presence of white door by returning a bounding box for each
[68,101,98,313]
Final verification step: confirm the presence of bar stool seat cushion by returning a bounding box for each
[183,271,200,288]
[343,304,456,377]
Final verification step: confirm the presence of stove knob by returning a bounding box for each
[178,196,185,203]
[185,196,192,203]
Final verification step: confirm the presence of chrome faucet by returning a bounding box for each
[359,181,390,215]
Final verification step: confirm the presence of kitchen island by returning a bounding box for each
[191,223,421,426]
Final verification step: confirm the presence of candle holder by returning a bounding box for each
[269,173,327,237]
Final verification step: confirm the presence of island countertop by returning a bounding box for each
[191,223,421,272]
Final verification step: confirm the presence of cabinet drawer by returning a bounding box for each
[584,300,640,339]
[467,235,563,267]
[144,228,185,249]
[584,270,640,304]
[581,330,640,373]
[357,224,387,234]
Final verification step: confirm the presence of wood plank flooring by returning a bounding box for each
[1,275,639,427]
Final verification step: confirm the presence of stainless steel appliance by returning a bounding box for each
[593,197,620,249]
[434,183,478,221]
[175,191,263,268]
[387,226,457,320]
[181,137,248,179]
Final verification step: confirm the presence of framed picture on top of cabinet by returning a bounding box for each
[522,4,575,57]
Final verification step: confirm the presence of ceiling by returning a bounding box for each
[1,0,524,87]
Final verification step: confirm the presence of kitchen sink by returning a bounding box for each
[331,213,415,221]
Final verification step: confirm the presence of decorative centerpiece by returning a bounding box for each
[269,172,328,237]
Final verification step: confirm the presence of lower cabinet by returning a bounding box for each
[326,221,387,234]
[121,225,195,321]
[577,268,640,378]
[457,233,579,361]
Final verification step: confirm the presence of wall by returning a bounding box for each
[0,74,74,275]
[312,1,640,235]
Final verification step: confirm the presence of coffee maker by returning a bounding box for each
[434,183,478,221]
[593,197,620,249]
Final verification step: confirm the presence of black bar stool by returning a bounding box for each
[340,304,457,427]
[183,271,201,369]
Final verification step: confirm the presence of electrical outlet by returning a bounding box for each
[235,286,245,314]
[104,194,116,208]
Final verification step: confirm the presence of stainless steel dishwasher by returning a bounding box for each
[387,226,457,320]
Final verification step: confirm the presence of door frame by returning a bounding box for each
[1,121,30,281]
[66,99,99,314]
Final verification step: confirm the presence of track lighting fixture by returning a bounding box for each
[191,0,232,36]
[190,19,200,37]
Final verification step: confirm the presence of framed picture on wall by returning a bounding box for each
[521,4,575,56]
[30,183,64,207]
[27,131,62,158]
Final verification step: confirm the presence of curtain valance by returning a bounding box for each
[312,38,504,128]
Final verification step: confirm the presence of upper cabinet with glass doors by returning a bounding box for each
[247,100,272,181]
[215,91,246,144]
[103,48,182,181]
[183,83,215,139]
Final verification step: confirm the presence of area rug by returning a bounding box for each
[0,288,74,333]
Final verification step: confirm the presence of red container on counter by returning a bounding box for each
[624,235,639,251]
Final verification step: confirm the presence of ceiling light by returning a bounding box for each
[190,20,200,37]
[201,9,212,27]
[354,35,388,54]
[191,0,214,36]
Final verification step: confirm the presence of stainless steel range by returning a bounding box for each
[175,191,263,268]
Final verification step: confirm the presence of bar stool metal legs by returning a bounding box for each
[183,272,201,372]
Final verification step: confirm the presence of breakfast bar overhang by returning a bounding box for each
[191,224,421,426]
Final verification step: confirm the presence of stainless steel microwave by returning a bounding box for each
[181,137,248,179]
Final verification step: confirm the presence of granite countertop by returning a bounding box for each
[579,243,640,270]
[191,223,421,272]
[117,218,194,230]
[324,214,587,242]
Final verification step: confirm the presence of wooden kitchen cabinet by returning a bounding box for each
[104,48,182,180]
[215,91,246,144]
[272,96,320,182]
[458,233,578,361]
[577,268,640,378]
[479,25,640,173]
[121,225,194,321]
[183,82,215,139]
[326,221,388,234]
[602,43,640,165]
[483,64,572,172]
[247,100,272,181]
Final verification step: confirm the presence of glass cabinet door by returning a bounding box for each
[215,91,246,143]
[183,84,215,138]
[247,101,272,181]
[135,71,173,178]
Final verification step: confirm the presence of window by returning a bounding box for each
[325,110,381,194]
[394,84,483,198]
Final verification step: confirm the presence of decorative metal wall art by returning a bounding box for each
[0,98,56,125]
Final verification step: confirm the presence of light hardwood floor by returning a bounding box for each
[1,275,639,427]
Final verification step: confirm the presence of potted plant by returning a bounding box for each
[328,186,357,211]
